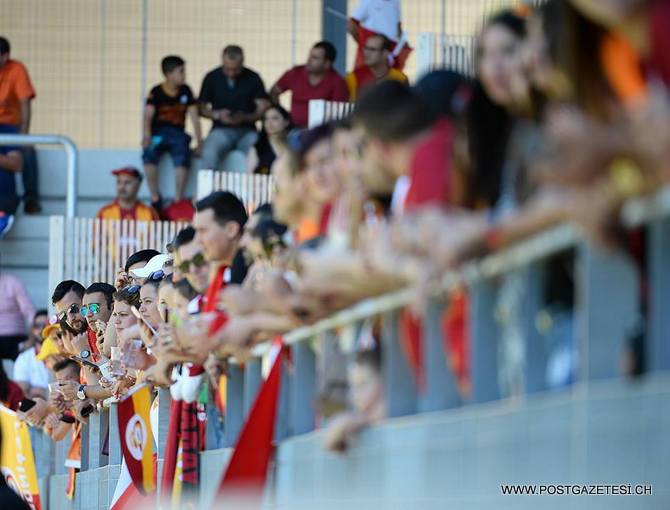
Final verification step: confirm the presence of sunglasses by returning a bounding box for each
[125,284,141,294]
[177,252,206,273]
[57,303,80,322]
[147,269,165,281]
[80,303,101,317]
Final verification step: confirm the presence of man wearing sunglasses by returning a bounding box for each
[82,283,115,331]
[82,282,115,356]
[173,226,210,294]
[51,280,87,336]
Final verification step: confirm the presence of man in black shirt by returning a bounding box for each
[198,45,269,171]
[142,55,202,212]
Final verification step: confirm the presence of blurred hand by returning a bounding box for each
[193,141,204,158]
[23,397,50,427]
[44,413,60,431]
[174,314,218,364]
[49,392,67,413]
[71,332,91,354]
[58,380,79,401]
[141,134,151,149]
[219,285,261,315]
[114,268,132,291]
[72,399,95,424]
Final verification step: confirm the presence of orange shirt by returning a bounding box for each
[601,32,647,107]
[346,66,408,101]
[0,59,36,125]
[96,200,160,222]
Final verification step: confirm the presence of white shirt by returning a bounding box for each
[351,0,401,42]
[13,346,50,389]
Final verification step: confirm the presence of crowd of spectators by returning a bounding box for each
[0,0,668,494]
[0,1,413,230]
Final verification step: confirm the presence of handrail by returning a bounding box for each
[0,134,78,218]
[252,185,670,355]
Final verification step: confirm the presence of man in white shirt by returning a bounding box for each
[349,0,411,72]
[350,0,401,43]
[13,310,50,398]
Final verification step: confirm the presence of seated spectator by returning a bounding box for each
[246,105,292,175]
[271,42,349,129]
[0,134,22,239]
[0,36,41,215]
[142,55,203,213]
[13,309,49,399]
[0,269,35,361]
[96,167,160,222]
[346,34,408,101]
[114,249,161,290]
[198,45,269,171]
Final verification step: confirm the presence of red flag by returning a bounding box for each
[400,309,425,391]
[160,399,183,502]
[117,384,155,494]
[216,339,285,502]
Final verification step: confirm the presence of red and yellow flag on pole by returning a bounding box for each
[216,338,285,502]
[0,405,42,510]
[117,384,155,495]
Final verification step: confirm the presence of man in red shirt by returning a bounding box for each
[96,167,160,222]
[270,41,349,128]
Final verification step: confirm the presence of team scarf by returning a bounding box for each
[64,422,81,499]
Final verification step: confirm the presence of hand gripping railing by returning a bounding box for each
[0,134,79,218]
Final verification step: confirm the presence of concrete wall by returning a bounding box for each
[253,375,669,510]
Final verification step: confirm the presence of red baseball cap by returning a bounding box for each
[111,166,143,181]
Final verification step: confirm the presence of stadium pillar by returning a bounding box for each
[322,0,348,76]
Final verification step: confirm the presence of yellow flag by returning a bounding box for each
[0,406,42,510]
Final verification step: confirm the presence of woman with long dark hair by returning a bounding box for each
[246,104,292,175]
[465,11,533,210]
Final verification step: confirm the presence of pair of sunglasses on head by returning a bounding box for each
[123,269,167,294]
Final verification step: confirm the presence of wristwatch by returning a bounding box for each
[79,349,91,359]
[76,385,87,401]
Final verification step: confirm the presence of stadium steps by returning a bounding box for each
[1,147,246,308]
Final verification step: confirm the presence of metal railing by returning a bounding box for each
[308,99,355,128]
[31,186,670,508]
[0,134,78,218]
